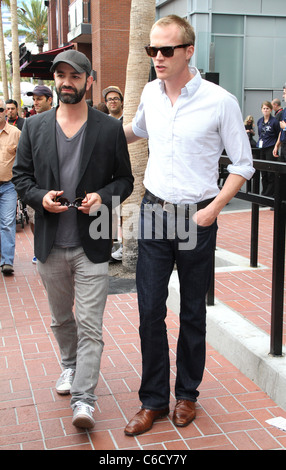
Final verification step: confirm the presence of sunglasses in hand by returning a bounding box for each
[53,193,86,208]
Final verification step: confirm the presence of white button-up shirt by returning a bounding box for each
[132,67,255,204]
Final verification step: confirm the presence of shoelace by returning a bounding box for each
[73,401,95,414]
[61,368,75,383]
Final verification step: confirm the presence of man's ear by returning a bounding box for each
[186,44,195,61]
[86,75,94,91]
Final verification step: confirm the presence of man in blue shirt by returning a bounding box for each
[279,109,286,162]
[273,86,286,162]
[273,105,286,162]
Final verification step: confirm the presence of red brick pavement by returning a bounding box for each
[216,208,286,346]
[0,208,285,450]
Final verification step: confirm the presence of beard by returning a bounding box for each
[56,82,87,104]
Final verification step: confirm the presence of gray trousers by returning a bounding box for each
[37,246,109,407]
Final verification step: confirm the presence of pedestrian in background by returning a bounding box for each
[26,85,54,264]
[257,101,280,197]
[0,98,21,275]
[6,99,25,130]
[273,84,286,162]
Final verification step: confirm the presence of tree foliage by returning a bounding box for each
[5,0,48,52]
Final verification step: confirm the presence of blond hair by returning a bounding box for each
[244,115,254,125]
[151,15,196,46]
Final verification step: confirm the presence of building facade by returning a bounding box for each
[46,0,131,105]
[45,1,286,124]
[155,0,286,125]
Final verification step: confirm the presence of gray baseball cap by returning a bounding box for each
[50,50,92,75]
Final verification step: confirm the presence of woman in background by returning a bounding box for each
[257,102,280,197]
[244,115,256,148]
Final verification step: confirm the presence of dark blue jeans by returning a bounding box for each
[136,198,218,410]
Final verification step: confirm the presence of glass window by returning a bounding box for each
[212,14,244,35]
[211,35,244,106]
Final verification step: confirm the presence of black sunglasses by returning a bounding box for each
[0,108,5,113]
[145,44,191,58]
[53,195,85,208]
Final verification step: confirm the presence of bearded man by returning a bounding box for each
[13,50,133,429]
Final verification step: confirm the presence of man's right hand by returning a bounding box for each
[42,190,68,213]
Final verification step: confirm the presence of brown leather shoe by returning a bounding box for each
[172,400,196,427]
[124,407,169,436]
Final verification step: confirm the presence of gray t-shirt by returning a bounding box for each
[54,121,87,247]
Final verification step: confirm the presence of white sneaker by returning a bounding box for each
[111,244,123,261]
[56,368,75,395]
[72,401,95,429]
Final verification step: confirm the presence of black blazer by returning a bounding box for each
[12,106,134,263]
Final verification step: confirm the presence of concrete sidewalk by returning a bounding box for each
[0,203,286,450]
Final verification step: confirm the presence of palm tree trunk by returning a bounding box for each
[122,0,155,272]
[10,0,21,107]
[0,1,9,100]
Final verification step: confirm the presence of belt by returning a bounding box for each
[144,189,214,213]
[0,180,10,186]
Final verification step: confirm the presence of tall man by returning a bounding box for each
[0,99,21,275]
[13,50,133,429]
[6,99,25,130]
[124,15,255,436]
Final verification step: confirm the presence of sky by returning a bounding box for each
[0,2,41,100]
[2,1,47,55]
[2,1,39,34]
[2,4,11,33]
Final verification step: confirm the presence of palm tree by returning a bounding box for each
[5,1,48,53]
[0,0,10,100]
[3,0,48,102]
[17,0,48,53]
[10,0,21,107]
[122,0,155,272]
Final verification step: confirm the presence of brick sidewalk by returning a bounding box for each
[216,208,286,346]
[0,208,285,450]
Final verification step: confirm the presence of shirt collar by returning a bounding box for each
[2,121,12,134]
[183,67,202,97]
[158,66,202,97]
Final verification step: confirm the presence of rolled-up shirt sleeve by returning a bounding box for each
[219,93,255,181]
